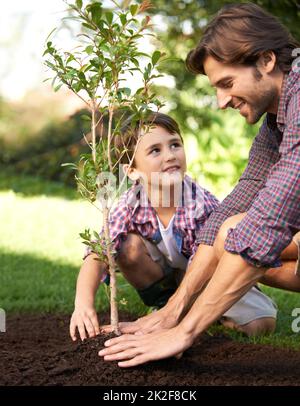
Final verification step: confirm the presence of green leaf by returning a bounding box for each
[82,22,95,31]
[119,13,127,26]
[90,4,103,25]
[54,83,63,92]
[105,11,113,25]
[81,114,91,121]
[130,4,139,16]
[85,45,94,55]
[151,50,161,66]
[66,54,76,64]
[119,87,131,97]
[76,0,82,8]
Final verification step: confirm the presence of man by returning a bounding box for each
[98,3,300,367]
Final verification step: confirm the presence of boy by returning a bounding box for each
[69,112,277,342]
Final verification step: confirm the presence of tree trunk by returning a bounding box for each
[103,206,120,335]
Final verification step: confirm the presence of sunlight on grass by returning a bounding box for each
[0,190,101,266]
[0,181,147,316]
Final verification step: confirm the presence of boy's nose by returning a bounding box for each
[164,150,176,162]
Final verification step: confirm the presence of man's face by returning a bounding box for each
[203,55,278,124]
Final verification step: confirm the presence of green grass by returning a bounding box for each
[212,286,300,350]
[0,171,299,349]
[0,172,147,316]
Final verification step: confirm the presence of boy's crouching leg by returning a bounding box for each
[116,232,164,290]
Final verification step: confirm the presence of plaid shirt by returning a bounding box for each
[198,69,300,268]
[85,175,219,262]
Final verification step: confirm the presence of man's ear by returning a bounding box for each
[258,51,277,74]
[122,164,140,181]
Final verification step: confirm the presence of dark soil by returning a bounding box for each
[1,313,300,386]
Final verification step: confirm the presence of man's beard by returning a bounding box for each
[246,79,278,124]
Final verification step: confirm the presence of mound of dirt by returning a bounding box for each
[1,313,300,386]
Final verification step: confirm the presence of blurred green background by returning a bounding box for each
[0,0,300,347]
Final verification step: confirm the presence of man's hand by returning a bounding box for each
[101,302,181,335]
[98,326,193,367]
[70,305,100,341]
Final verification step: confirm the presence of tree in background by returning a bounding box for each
[147,0,300,196]
[2,0,299,199]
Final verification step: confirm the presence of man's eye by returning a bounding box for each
[171,142,181,148]
[222,82,232,88]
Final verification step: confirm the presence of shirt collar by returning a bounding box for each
[276,73,288,129]
[127,175,198,230]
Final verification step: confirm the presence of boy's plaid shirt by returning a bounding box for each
[198,69,300,268]
[84,175,219,261]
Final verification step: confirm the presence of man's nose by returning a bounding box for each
[217,90,232,109]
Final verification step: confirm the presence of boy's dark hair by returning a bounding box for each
[114,111,183,165]
[186,3,300,75]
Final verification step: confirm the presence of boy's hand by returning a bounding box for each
[70,305,100,341]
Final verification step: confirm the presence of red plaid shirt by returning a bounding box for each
[85,175,219,261]
[198,69,300,268]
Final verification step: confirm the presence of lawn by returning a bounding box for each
[0,172,299,349]
[0,172,147,316]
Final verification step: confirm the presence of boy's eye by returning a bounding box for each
[149,148,160,155]
[171,142,181,149]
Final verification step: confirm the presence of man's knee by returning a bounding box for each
[214,213,247,260]
[117,233,146,268]
[239,317,276,337]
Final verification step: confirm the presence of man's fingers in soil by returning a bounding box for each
[100,324,114,334]
[99,336,138,356]
[175,352,183,360]
[103,348,140,362]
[104,333,139,347]
[118,355,147,368]
[119,322,140,334]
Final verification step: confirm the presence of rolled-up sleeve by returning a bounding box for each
[225,92,300,268]
[197,116,281,247]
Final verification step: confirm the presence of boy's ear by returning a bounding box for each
[122,164,140,181]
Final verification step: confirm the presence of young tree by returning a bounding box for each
[43,0,164,334]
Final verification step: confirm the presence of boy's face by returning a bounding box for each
[128,125,187,188]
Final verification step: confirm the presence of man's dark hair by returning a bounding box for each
[186,3,300,75]
[114,112,183,165]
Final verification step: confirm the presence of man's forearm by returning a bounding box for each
[179,251,266,340]
[167,244,218,317]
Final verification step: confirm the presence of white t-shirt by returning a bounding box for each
[156,215,188,270]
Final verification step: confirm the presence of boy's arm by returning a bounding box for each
[70,253,108,341]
